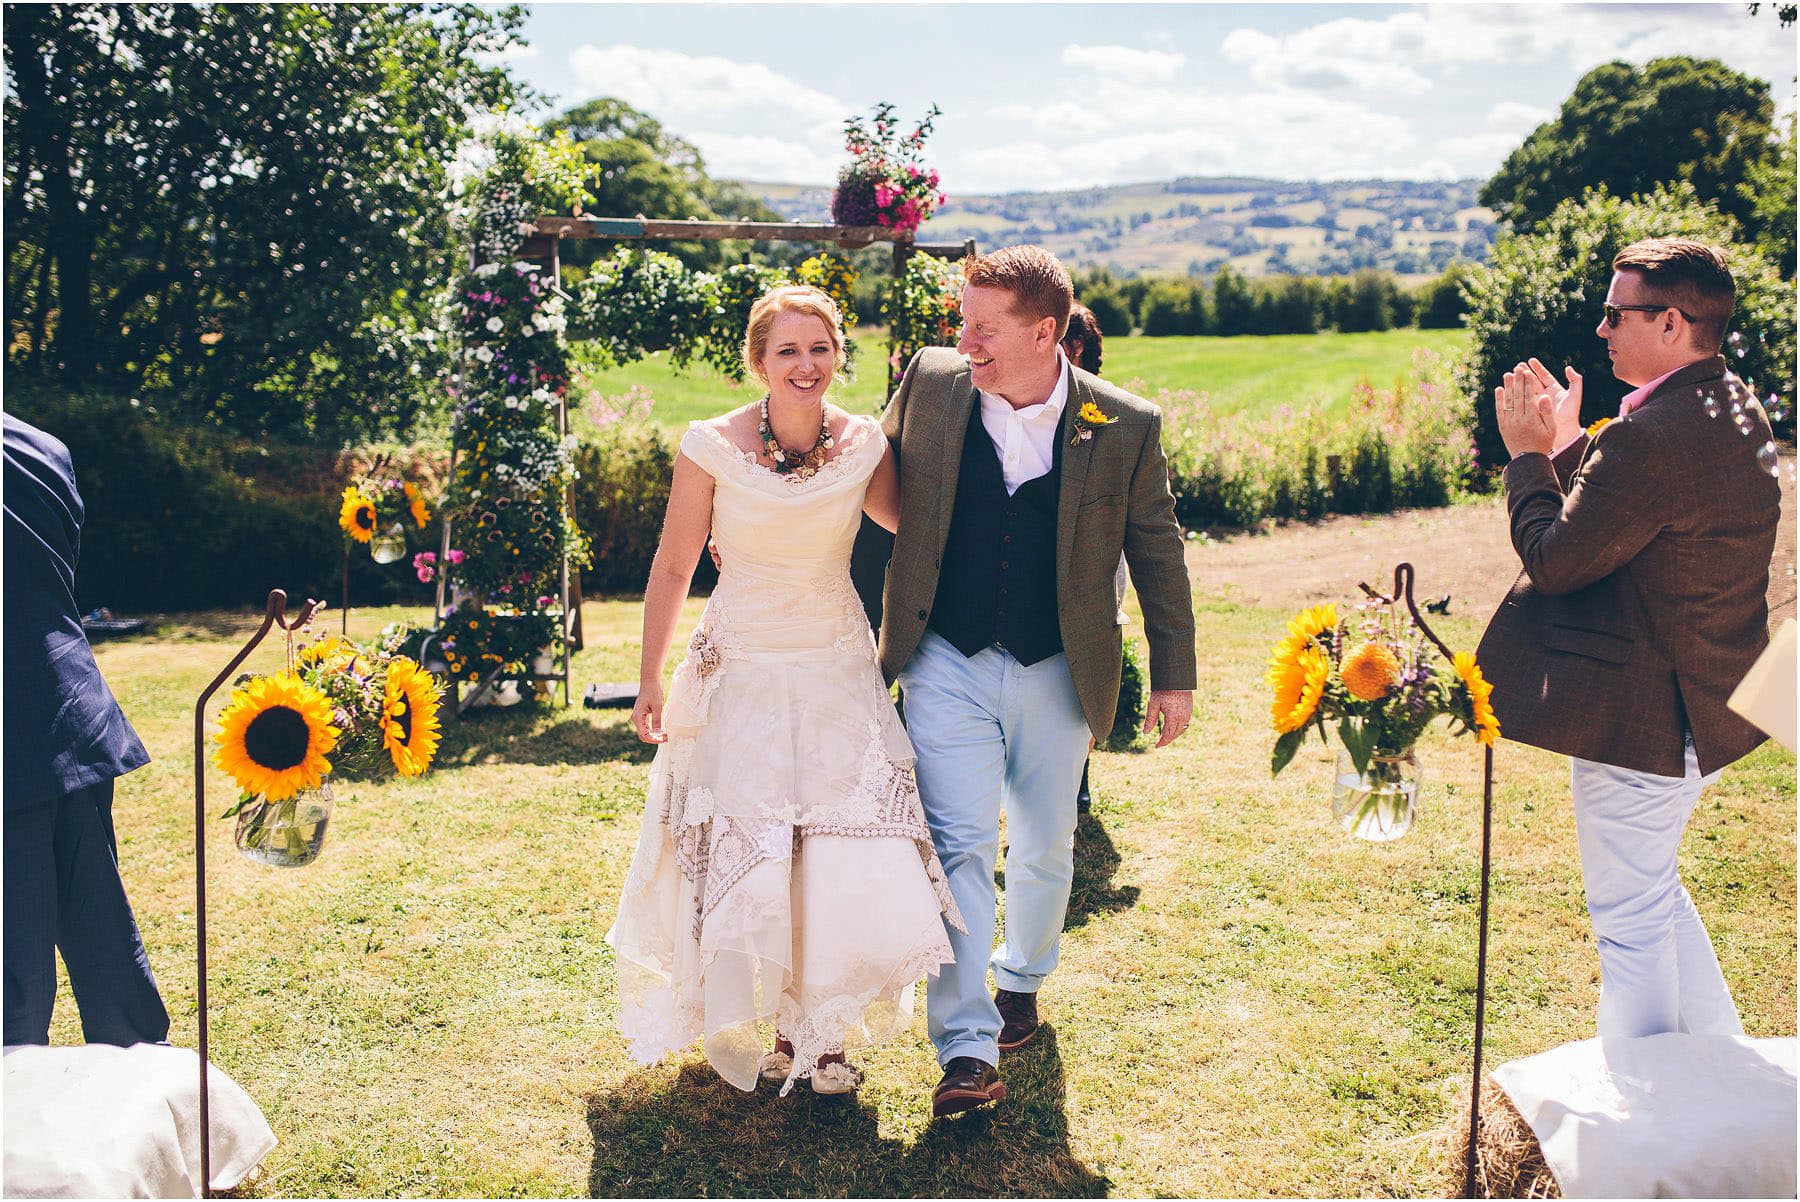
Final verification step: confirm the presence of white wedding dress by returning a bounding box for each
[607,415,964,1094]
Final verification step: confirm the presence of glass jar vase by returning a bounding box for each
[234,784,334,867]
[369,522,407,564]
[1332,749,1419,842]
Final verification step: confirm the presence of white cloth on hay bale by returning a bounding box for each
[3,1043,275,1198]
[1493,1034,1795,1198]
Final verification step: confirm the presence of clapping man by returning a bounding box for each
[1478,238,1780,1038]
[4,415,169,1047]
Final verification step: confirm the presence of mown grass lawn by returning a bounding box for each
[572,327,1472,433]
[66,571,1792,1197]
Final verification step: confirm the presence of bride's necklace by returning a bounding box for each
[759,395,833,480]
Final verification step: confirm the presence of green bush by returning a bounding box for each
[1458,182,1795,472]
[1160,349,1475,529]
[1102,637,1150,752]
[6,387,443,612]
[570,419,677,594]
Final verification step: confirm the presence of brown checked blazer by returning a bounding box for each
[877,347,1197,742]
[1476,355,1780,776]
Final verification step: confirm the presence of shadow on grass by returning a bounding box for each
[1066,810,1140,929]
[584,1027,1107,1197]
[435,707,656,769]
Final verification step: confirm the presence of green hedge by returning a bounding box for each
[6,387,443,613]
[1160,349,1474,529]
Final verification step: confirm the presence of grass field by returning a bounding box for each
[62,560,1793,1197]
[571,327,1472,432]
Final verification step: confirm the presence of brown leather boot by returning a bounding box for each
[995,988,1039,1050]
[932,1056,1005,1117]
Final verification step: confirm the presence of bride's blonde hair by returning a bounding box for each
[742,285,848,387]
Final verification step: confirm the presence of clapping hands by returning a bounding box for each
[1495,358,1583,460]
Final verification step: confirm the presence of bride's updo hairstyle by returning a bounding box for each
[742,285,848,387]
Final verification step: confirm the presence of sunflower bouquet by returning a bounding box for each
[1267,598,1498,839]
[338,466,434,564]
[214,626,444,865]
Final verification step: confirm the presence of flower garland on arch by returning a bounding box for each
[440,128,593,686]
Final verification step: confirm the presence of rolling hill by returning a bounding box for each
[743,175,1496,281]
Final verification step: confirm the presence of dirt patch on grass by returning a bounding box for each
[1187,453,1797,627]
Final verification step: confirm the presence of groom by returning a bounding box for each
[877,245,1196,1116]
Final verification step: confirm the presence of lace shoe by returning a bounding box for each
[995,988,1039,1050]
[932,1056,1005,1117]
[808,1060,864,1096]
[758,1049,794,1086]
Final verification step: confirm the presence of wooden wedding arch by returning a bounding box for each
[431,217,974,716]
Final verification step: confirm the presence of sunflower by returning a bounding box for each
[214,674,339,801]
[1341,642,1402,701]
[295,636,368,676]
[1269,645,1331,734]
[1453,651,1501,746]
[339,486,377,543]
[381,657,443,777]
[405,482,431,529]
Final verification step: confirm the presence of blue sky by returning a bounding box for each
[498,3,1796,192]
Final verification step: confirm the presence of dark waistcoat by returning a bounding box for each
[929,401,1063,665]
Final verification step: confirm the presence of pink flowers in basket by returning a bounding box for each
[831,102,946,235]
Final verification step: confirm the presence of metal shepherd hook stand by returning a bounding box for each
[1360,563,1495,1200]
[191,589,322,1196]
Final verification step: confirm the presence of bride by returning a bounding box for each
[607,285,964,1096]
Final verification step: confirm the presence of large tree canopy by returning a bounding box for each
[1479,56,1778,235]
[543,97,783,274]
[4,3,523,443]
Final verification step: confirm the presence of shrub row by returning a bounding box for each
[12,347,1477,614]
[1155,349,1476,529]
[6,388,445,614]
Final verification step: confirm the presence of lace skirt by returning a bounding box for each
[606,634,964,1094]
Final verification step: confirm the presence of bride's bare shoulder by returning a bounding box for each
[699,405,761,456]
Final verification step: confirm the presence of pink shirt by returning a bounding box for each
[1549,359,1706,458]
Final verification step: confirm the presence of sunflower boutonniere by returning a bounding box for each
[1070,400,1118,446]
[1585,416,1612,438]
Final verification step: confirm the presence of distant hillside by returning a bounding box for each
[742,176,1497,280]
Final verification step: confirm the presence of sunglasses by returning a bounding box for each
[1603,302,1695,328]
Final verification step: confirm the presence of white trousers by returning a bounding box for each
[1570,735,1743,1039]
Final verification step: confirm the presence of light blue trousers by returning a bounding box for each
[1570,734,1743,1040]
[899,631,1092,1067]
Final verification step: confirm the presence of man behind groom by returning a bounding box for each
[877,245,1196,1116]
[1481,236,1780,1040]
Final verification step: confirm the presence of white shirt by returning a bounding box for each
[977,350,1070,496]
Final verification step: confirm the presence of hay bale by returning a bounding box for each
[1444,1076,1562,1198]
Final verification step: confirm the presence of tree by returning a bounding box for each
[1139,280,1197,337]
[1079,286,1134,337]
[541,97,782,274]
[1743,114,1796,278]
[1415,263,1473,329]
[1480,57,1777,233]
[4,4,523,443]
[1211,266,1255,336]
[1457,182,1794,472]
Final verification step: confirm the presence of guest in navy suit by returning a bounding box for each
[4,414,169,1046]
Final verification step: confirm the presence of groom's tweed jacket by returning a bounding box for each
[877,347,1197,742]
[1476,355,1779,776]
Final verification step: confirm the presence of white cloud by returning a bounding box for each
[1221,18,1431,94]
[475,43,538,64]
[686,133,840,185]
[948,84,1417,191]
[1061,43,1187,82]
[1219,5,1796,98]
[1486,101,1553,133]
[567,44,844,134]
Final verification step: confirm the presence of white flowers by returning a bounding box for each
[473,345,494,363]
[485,316,504,333]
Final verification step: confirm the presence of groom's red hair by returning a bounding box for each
[963,245,1074,340]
